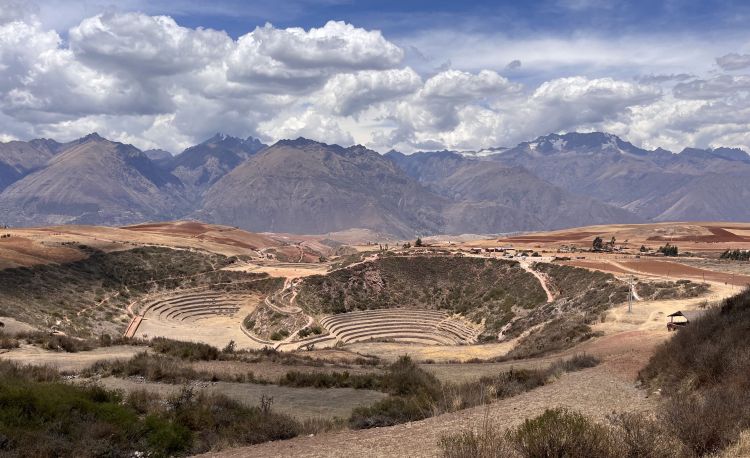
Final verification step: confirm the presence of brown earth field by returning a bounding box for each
[90,376,386,421]
[562,258,750,287]
[487,222,750,253]
[0,221,374,269]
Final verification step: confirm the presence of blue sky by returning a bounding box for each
[37,0,750,39]
[2,0,750,153]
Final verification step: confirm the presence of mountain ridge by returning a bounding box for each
[0,130,748,235]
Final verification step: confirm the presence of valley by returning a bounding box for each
[1,220,748,456]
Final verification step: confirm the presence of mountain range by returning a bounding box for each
[0,130,748,236]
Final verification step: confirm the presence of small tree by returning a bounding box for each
[658,243,678,257]
[592,237,604,251]
[415,237,423,247]
[640,245,648,253]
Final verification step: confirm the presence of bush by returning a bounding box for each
[662,388,750,456]
[349,394,434,429]
[150,337,219,361]
[351,355,599,430]
[349,356,442,428]
[440,409,685,458]
[0,332,19,349]
[607,412,686,458]
[658,244,679,257]
[439,420,514,458]
[0,361,300,456]
[639,287,750,456]
[508,408,618,457]
[279,370,380,390]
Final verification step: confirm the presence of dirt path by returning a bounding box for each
[0,345,143,372]
[521,261,555,302]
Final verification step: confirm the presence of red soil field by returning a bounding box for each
[646,226,750,243]
[619,259,750,286]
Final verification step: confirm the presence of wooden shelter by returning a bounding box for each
[667,310,707,331]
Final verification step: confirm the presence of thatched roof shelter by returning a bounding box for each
[667,310,707,323]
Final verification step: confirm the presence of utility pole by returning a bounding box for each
[628,276,634,314]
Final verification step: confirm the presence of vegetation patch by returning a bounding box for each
[0,360,300,456]
[439,408,685,458]
[298,256,548,339]
[0,247,280,337]
[635,279,709,300]
[350,354,599,430]
[243,302,308,341]
[493,263,627,356]
[720,249,750,261]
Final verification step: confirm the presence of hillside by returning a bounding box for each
[197,139,448,236]
[0,138,65,191]
[0,134,188,226]
[490,132,750,221]
[168,134,266,201]
[0,246,279,336]
[0,130,749,235]
[387,150,641,230]
[295,255,631,346]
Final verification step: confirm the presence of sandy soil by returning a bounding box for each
[0,316,37,334]
[344,340,517,363]
[491,222,750,254]
[616,259,750,286]
[676,258,750,276]
[224,262,328,279]
[92,376,386,420]
[0,344,143,372]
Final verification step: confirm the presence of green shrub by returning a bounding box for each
[509,408,618,457]
[0,361,300,456]
[279,370,381,390]
[150,337,219,361]
[352,355,599,430]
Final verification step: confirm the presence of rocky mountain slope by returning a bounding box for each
[387,150,641,230]
[167,134,266,201]
[0,130,748,235]
[487,132,750,221]
[0,138,66,191]
[196,139,448,236]
[0,134,187,226]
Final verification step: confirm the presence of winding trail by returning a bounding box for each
[520,261,555,302]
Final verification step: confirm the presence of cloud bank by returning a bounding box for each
[1,1,750,154]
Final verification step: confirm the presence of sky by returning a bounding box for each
[1,0,750,154]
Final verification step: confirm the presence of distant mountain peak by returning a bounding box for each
[680,146,750,162]
[81,132,104,142]
[276,137,329,148]
[201,133,239,145]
